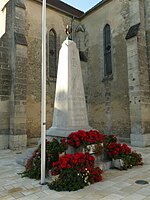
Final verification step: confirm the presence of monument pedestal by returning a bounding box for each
[47,39,91,138]
[47,127,91,138]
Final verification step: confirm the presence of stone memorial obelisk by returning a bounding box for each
[47,27,91,138]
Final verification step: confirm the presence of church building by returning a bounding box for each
[0,0,150,149]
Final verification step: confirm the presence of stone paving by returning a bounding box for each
[0,146,150,200]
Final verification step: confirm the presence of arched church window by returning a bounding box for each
[49,29,57,77]
[103,24,112,76]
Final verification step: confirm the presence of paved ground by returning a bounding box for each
[0,146,150,200]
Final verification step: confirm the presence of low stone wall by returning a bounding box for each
[0,135,8,149]
[9,135,27,150]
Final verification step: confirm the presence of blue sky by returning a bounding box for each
[61,0,101,12]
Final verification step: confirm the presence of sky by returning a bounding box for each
[61,0,102,12]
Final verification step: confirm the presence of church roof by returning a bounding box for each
[40,0,84,18]
[81,0,112,18]
[38,0,112,19]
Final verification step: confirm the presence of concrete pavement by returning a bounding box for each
[0,146,150,200]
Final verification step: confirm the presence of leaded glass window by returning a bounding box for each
[103,24,112,76]
[49,29,57,77]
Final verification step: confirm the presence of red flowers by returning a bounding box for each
[51,152,95,175]
[88,167,103,184]
[68,130,105,148]
[107,142,131,159]
[50,152,103,185]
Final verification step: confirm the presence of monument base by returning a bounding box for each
[47,126,92,138]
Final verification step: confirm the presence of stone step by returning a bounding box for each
[95,160,112,171]
[16,147,113,171]
[16,147,37,166]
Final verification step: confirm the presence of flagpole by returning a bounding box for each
[41,0,46,185]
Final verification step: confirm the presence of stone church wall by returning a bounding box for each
[0,0,28,149]
[9,0,27,150]
[127,0,150,146]
[0,1,13,149]
[145,0,150,81]
[80,0,131,141]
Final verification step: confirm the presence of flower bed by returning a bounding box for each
[22,138,68,179]
[48,152,102,191]
[107,142,143,169]
[67,130,105,148]
[22,129,143,191]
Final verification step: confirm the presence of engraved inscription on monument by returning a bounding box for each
[69,96,88,126]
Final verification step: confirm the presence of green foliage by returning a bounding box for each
[48,153,103,191]
[22,138,68,179]
[121,151,143,169]
[104,134,117,147]
[107,142,143,170]
[48,169,86,191]
[23,147,41,179]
